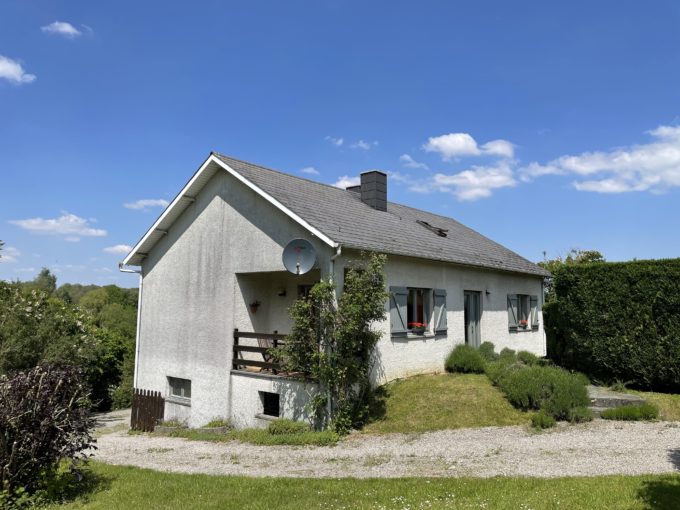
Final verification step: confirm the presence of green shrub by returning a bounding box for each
[204,419,231,428]
[499,348,517,363]
[544,259,680,392]
[479,342,498,361]
[568,406,593,423]
[601,404,659,421]
[267,418,311,435]
[445,345,486,374]
[517,351,539,366]
[531,411,556,429]
[497,365,590,420]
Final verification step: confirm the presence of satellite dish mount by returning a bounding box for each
[282,239,317,275]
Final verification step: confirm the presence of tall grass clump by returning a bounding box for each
[601,403,658,421]
[445,345,486,374]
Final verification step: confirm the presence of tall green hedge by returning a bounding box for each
[544,258,680,391]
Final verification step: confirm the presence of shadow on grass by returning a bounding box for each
[365,385,389,424]
[636,450,680,510]
[42,464,112,506]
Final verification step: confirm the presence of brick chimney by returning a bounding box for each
[358,170,387,211]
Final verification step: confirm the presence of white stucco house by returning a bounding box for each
[121,153,549,428]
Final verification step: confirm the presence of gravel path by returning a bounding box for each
[94,410,680,478]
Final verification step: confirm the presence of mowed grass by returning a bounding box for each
[47,462,680,510]
[363,373,531,434]
[628,390,680,421]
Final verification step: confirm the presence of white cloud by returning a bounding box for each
[350,139,378,150]
[300,166,319,175]
[333,175,360,188]
[0,55,36,85]
[41,21,82,38]
[103,244,133,255]
[399,154,429,170]
[325,136,344,147]
[519,125,680,194]
[0,246,20,263]
[480,139,515,158]
[413,161,517,201]
[9,213,107,239]
[124,198,170,211]
[423,132,514,160]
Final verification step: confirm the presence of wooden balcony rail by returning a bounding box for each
[232,328,287,373]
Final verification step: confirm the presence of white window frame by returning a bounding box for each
[406,287,433,332]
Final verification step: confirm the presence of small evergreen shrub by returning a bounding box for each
[267,418,311,435]
[499,348,517,363]
[568,406,593,423]
[445,345,486,374]
[601,403,658,421]
[531,411,556,429]
[517,350,539,366]
[497,365,590,420]
[479,342,498,362]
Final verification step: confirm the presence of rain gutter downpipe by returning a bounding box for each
[119,263,143,388]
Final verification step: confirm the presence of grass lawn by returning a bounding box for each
[628,390,680,421]
[46,462,680,510]
[363,373,531,434]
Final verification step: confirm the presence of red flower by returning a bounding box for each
[520,319,528,326]
[408,322,428,328]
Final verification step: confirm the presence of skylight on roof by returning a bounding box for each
[416,220,448,238]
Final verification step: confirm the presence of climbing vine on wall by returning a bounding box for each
[274,252,388,433]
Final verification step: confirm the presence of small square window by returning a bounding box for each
[168,377,191,399]
[260,391,280,417]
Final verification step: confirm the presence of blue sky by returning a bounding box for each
[1,1,680,287]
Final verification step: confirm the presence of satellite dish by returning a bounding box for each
[282,238,317,275]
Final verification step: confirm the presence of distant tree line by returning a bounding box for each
[0,246,137,411]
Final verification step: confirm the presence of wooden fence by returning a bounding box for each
[130,388,165,432]
[233,329,287,373]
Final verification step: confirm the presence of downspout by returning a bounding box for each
[326,244,342,427]
[119,263,143,388]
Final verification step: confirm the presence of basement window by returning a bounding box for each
[167,377,191,401]
[416,220,448,238]
[260,391,280,417]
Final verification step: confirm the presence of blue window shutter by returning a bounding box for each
[433,289,447,334]
[389,287,408,336]
[507,294,519,331]
[530,295,539,330]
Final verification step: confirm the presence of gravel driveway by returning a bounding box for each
[94,410,680,478]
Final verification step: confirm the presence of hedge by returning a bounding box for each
[544,258,680,391]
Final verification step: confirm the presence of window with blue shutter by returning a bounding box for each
[507,294,519,331]
[389,287,408,336]
[433,289,447,334]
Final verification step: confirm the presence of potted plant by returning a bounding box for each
[249,300,261,314]
[519,319,528,329]
[408,322,427,335]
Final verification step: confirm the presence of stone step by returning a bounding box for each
[586,385,647,417]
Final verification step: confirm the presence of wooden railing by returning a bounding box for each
[232,329,287,373]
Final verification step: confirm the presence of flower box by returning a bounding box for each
[408,322,428,335]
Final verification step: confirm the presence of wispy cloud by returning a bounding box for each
[350,139,378,150]
[124,199,169,211]
[41,21,83,38]
[9,213,107,240]
[300,166,319,175]
[411,161,517,201]
[103,244,133,255]
[423,132,514,160]
[325,136,344,147]
[333,175,360,188]
[400,154,429,170]
[519,125,680,194]
[0,246,20,263]
[0,55,36,85]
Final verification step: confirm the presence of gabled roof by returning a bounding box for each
[123,153,548,277]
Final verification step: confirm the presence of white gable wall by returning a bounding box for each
[135,169,331,427]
